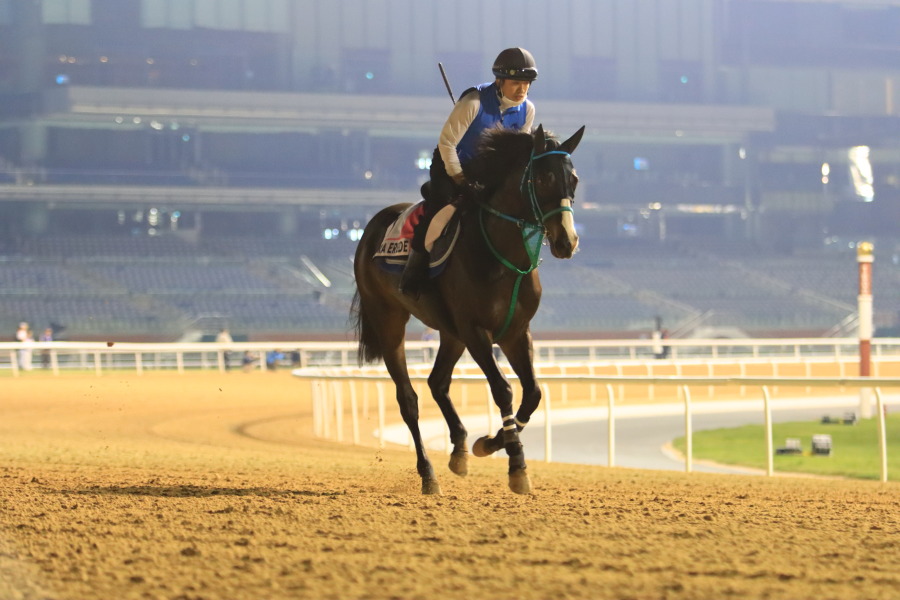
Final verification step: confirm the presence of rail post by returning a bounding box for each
[9,350,20,377]
[376,382,386,449]
[606,384,615,468]
[349,381,360,445]
[542,382,552,463]
[311,381,321,437]
[762,385,774,476]
[332,381,343,443]
[50,349,59,375]
[682,385,693,473]
[875,388,888,482]
[858,241,874,418]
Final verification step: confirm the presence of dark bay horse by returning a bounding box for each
[351,124,585,494]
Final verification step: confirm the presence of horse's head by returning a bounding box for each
[526,124,585,259]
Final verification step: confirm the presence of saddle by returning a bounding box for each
[373,200,461,275]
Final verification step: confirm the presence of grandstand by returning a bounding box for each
[0,234,356,340]
[2,229,893,341]
[2,1,900,341]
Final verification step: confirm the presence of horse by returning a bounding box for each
[351,124,585,494]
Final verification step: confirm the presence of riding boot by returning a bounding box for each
[399,248,430,297]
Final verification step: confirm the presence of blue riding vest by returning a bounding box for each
[456,82,529,165]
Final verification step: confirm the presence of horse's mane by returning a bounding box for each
[465,128,560,189]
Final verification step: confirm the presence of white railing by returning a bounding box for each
[531,337,900,362]
[0,340,365,376]
[3,338,894,481]
[3,337,900,376]
[293,366,899,483]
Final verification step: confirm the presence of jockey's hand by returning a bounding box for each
[452,180,481,206]
[450,172,467,186]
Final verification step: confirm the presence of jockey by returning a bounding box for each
[399,47,538,297]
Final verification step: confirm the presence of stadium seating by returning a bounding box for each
[0,233,888,339]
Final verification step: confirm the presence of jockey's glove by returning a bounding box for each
[451,180,482,207]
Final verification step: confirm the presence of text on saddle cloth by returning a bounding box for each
[374,202,459,267]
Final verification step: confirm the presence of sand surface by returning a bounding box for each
[0,370,898,600]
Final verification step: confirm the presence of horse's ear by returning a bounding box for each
[532,124,546,155]
[559,125,586,155]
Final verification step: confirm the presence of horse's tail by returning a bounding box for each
[350,288,383,365]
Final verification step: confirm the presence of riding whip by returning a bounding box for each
[438,62,456,104]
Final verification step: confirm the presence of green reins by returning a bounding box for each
[478,149,573,341]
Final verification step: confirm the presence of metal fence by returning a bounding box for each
[3,337,900,376]
[293,366,899,483]
[2,338,896,481]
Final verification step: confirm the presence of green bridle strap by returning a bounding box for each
[478,148,573,342]
[522,149,574,224]
[478,203,544,275]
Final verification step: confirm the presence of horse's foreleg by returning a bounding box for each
[473,330,542,456]
[427,337,468,476]
[496,330,543,494]
[464,335,530,494]
[502,330,542,433]
[471,411,536,457]
[472,428,505,457]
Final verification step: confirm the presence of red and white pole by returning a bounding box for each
[857,241,874,419]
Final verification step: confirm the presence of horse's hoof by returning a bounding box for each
[422,479,442,495]
[508,469,532,495]
[448,449,468,477]
[472,436,498,458]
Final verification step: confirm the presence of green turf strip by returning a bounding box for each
[673,413,899,481]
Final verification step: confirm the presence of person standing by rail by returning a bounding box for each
[216,327,234,371]
[15,321,34,371]
[39,327,53,369]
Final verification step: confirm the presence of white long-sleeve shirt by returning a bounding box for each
[437,88,535,179]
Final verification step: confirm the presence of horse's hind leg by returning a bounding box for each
[427,336,468,476]
[379,315,441,495]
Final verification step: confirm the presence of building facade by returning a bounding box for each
[1,0,899,248]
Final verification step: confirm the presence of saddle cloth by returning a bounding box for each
[374,202,460,273]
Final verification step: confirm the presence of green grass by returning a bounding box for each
[673,413,900,481]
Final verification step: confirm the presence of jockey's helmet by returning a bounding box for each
[492,48,538,82]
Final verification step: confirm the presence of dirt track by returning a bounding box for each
[1,371,898,600]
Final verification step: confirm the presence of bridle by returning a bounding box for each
[477,148,574,341]
[478,148,574,272]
